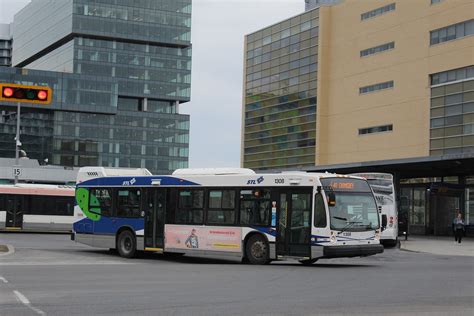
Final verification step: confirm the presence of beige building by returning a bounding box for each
[242,0,474,235]
[243,0,473,170]
[316,0,474,166]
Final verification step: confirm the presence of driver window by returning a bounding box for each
[314,193,327,228]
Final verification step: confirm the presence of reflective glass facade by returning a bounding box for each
[74,37,191,100]
[0,0,192,174]
[243,9,318,170]
[0,24,11,67]
[0,39,11,67]
[430,66,474,156]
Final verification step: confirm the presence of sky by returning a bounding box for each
[0,0,304,168]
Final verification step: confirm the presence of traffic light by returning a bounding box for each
[0,83,52,105]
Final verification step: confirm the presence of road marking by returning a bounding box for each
[13,290,46,316]
[0,261,135,266]
[0,276,8,283]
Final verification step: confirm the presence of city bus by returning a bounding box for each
[72,167,384,264]
[350,173,398,247]
[0,183,76,231]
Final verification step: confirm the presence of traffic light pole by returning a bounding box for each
[14,101,21,185]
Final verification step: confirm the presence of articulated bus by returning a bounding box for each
[350,173,398,247]
[72,167,384,264]
[0,184,76,231]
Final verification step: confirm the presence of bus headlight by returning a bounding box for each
[330,232,337,243]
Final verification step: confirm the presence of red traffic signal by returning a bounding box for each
[37,90,48,101]
[3,87,14,98]
[0,83,52,105]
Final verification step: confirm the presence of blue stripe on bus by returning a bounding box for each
[250,226,277,237]
[77,176,200,187]
[73,217,145,235]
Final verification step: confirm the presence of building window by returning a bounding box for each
[118,97,143,111]
[431,65,474,85]
[359,124,393,135]
[361,3,396,21]
[429,70,474,156]
[360,42,395,57]
[430,20,474,46]
[359,81,394,94]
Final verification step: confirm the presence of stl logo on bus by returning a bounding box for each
[247,176,265,185]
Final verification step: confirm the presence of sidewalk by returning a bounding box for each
[400,235,474,257]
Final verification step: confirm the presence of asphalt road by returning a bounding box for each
[0,234,473,316]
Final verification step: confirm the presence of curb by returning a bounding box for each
[399,247,420,254]
[0,230,71,235]
[0,244,15,257]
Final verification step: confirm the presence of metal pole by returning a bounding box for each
[14,101,20,185]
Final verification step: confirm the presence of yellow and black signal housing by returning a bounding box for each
[0,83,52,105]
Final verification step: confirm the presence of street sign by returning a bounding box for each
[13,167,22,177]
[0,83,52,105]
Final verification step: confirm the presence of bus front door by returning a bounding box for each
[5,195,23,229]
[144,189,166,250]
[276,190,312,258]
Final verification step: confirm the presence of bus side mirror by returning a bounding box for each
[327,192,336,207]
[381,214,387,231]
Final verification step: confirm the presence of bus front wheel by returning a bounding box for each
[246,234,270,265]
[117,230,137,258]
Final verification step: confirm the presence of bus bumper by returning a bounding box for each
[323,244,383,258]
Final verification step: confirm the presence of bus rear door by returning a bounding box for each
[144,188,166,251]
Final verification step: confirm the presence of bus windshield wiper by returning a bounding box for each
[331,216,362,234]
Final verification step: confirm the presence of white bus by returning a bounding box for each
[72,167,383,264]
[350,173,398,247]
[0,183,76,231]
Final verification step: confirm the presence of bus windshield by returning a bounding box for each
[321,178,379,231]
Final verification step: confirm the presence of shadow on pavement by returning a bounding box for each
[75,248,377,268]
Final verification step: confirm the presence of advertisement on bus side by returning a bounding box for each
[165,225,242,252]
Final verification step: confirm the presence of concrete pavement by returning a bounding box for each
[400,235,474,257]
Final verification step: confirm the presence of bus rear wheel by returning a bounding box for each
[117,230,137,258]
[246,234,270,265]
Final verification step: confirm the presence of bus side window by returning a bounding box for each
[239,189,271,226]
[177,190,204,225]
[207,190,236,225]
[314,193,327,228]
[90,188,113,217]
[116,189,141,218]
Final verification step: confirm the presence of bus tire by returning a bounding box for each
[246,234,270,265]
[117,230,137,258]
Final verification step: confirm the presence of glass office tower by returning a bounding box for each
[242,9,319,170]
[0,0,192,174]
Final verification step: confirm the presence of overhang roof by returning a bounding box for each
[304,153,474,179]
